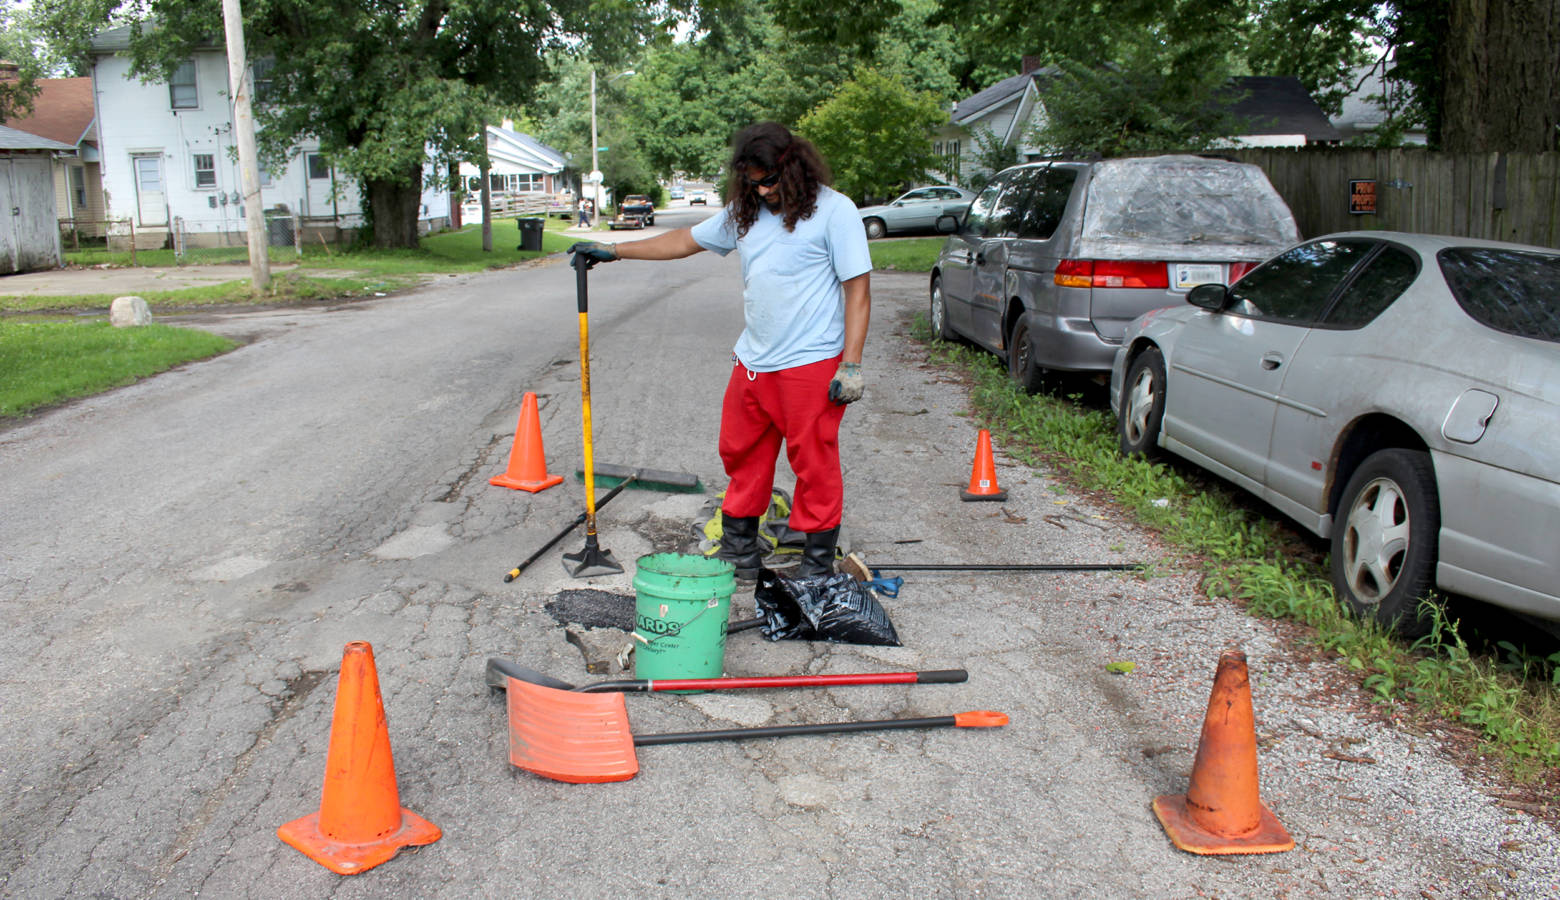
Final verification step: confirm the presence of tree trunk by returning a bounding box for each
[1441,0,1560,151]
[365,163,425,249]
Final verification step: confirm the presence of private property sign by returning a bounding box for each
[1349,179,1377,215]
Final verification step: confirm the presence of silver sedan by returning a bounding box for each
[859,185,976,239]
[1110,232,1560,633]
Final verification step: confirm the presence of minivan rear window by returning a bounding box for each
[1080,158,1297,251]
[1438,247,1560,343]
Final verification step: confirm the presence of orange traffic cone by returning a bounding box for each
[278,642,441,874]
[1153,649,1293,855]
[490,391,564,492]
[960,429,1007,502]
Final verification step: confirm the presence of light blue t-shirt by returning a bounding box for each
[690,185,872,372]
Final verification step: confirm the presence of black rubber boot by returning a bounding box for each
[714,514,762,579]
[797,527,839,578]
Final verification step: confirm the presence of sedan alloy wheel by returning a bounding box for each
[1330,448,1440,636]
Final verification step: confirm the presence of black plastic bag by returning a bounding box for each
[754,568,901,646]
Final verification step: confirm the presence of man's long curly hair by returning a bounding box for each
[723,122,832,238]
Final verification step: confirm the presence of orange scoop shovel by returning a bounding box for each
[504,677,1008,783]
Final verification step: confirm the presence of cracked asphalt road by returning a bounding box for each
[2,253,1557,898]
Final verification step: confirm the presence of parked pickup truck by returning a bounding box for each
[614,194,656,227]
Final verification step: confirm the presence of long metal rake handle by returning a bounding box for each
[502,475,636,582]
[633,710,1008,746]
[875,563,1141,572]
[580,670,968,693]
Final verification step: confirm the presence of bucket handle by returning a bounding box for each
[634,596,722,647]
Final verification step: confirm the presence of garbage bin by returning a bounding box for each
[516,217,544,252]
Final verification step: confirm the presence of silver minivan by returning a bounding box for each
[929,155,1300,389]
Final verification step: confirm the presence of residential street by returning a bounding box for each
[2,253,1557,898]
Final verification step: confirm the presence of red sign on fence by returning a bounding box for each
[1349,180,1376,215]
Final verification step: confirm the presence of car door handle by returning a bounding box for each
[1260,352,1284,370]
[975,252,987,266]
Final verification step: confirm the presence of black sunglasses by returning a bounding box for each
[744,171,781,189]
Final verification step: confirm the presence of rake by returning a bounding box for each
[503,677,1007,783]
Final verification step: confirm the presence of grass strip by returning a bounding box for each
[0,321,236,418]
[869,237,944,272]
[918,320,1560,775]
[4,222,582,313]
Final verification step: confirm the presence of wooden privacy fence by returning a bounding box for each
[1226,149,1560,250]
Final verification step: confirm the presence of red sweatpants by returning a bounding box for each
[719,355,846,534]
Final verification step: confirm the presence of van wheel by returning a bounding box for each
[1330,448,1440,637]
[929,276,954,341]
[1007,317,1045,393]
[1117,347,1165,460]
[864,218,886,240]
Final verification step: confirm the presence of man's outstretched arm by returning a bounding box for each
[570,227,705,263]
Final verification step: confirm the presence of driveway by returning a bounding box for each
[0,256,1556,897]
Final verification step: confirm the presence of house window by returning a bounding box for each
[307,153,330,179]
[170,60,198,109]
[70,166,87,207]
[514,173,543,192]
[252,57,274,103]
[193,153,217,188]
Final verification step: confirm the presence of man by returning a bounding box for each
[569,121,871,579]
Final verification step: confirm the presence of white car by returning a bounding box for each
[1111,231,1560,634]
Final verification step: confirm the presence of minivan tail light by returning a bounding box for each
[1054,259,1093,287]
[1055,259,1169,289]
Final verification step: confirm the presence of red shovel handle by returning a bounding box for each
[642,670,967,692]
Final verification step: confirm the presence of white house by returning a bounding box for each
[457,122,571,222]
[934,60,1343,184]
[1330,57,1428,145]
[89,25,451,249]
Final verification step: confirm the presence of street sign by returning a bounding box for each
[596,146,609,152]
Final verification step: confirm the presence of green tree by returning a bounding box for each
[0,5,44,119]
[962,125,1017,191]
[65,0,677,247]
[797,67,944,202]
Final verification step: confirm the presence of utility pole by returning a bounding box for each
[221,0,269,289]
[589,69,600,227]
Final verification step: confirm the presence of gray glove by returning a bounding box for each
[828,362,863,405]
[568,241,618,263]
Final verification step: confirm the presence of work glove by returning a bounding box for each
[568,241,618,264]
[828,362,863,405]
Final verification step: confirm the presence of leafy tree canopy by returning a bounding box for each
[797,66,945,202]
[55,0,689,246]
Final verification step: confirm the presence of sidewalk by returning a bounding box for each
[0,263,305,297]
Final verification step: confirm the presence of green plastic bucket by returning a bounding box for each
[632,553,736,687]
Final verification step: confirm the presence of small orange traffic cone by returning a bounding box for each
[960,429,1007,502]
[490,392,564,492]
[1152,649,1293,856]
[278,642,441,875]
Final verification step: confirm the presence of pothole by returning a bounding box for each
[545,589,635,630]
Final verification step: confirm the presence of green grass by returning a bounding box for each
[0,321,236,418]
[869,237,945,272]
[916,318,1560,776]
[5,222,582,314]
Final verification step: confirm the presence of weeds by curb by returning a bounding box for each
[915,317,1560,777]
